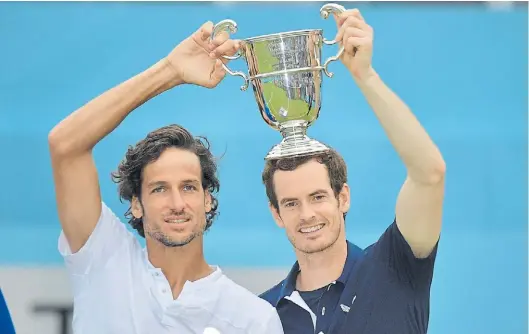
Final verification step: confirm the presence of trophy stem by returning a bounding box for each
[265,120,330,160]
[279,120,309,142]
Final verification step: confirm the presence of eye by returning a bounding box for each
[183,184,197,192]
[284,201,297,208]
[314,194,326,201]
[151,186,165,193]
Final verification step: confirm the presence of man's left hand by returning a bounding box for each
[334,9,374,81]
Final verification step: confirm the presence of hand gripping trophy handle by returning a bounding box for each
[210,19,250,91]
[320,3,346,78]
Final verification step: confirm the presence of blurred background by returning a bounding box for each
[0,1,527,334]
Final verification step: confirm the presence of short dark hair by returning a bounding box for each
[262,148,348,213]
[111,124,220,237]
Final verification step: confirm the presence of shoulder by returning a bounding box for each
[350,221,438,290]
[58,201,142,277]
[364,220,439,262]
[218,274,279,315]
[213,274,283,333]
[258,279,286,307]
[58,202,130,253]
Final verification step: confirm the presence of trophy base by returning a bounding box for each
[264,120,330,160]
[265,137,330,160]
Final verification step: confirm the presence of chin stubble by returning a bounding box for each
[148,230,202,248]
[295,221,342,254]
[145,216,207,248]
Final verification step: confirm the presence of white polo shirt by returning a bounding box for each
[58,202,284,334]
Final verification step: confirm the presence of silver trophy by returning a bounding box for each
[212,3,346,160]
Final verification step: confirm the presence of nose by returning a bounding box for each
[169,190,186,212]
[299,202,316,222]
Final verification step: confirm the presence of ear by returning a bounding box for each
[338,183,351,214]
[131,196,144,219]
[269,202,285,229]
[204,190,212,213]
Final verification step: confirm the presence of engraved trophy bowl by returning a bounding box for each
[211,3,346,160]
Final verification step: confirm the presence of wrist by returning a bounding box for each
[351,66,379,90]
[156,58,185,89]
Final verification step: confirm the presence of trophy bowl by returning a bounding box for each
[212,3,346,160]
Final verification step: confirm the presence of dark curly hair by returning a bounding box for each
[111,124,220,237]
[262,148,348,218]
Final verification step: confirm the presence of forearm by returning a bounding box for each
[354,68,445,184]
[48,58,180,156]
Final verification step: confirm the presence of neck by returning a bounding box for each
[146,236,212,299]
[295,237,348,292]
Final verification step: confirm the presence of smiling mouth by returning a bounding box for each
[299,223,325,234]
[164,218,190,224]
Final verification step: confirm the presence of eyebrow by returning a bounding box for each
[146,180,168,189]
[182,179,201,187]
[146,179,200,189]
[279,189,330,205]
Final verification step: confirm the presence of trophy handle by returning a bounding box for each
[319,3,346,78]
[211,19,250,91]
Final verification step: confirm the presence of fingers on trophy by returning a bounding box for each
[210,3,346,161]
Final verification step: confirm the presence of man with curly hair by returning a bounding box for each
[48,21,283,334]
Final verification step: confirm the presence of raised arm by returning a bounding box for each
[334,9,445,258]
[48,21,240,253]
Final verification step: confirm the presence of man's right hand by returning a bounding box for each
[165,21,240,88]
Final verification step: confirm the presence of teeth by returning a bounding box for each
[300,224,324,233]
[166,219,188,224]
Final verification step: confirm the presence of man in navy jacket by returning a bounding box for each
[260,7,445,334]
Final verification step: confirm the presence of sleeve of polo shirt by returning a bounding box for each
[370,220,439,290]
[57,201,138,277]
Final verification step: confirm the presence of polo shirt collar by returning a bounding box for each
[274,241,364,306]
[142,248,223,289]
[337,241,364,284]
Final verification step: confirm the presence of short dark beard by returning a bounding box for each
[140,198,208,248]
[147,229,203,248]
